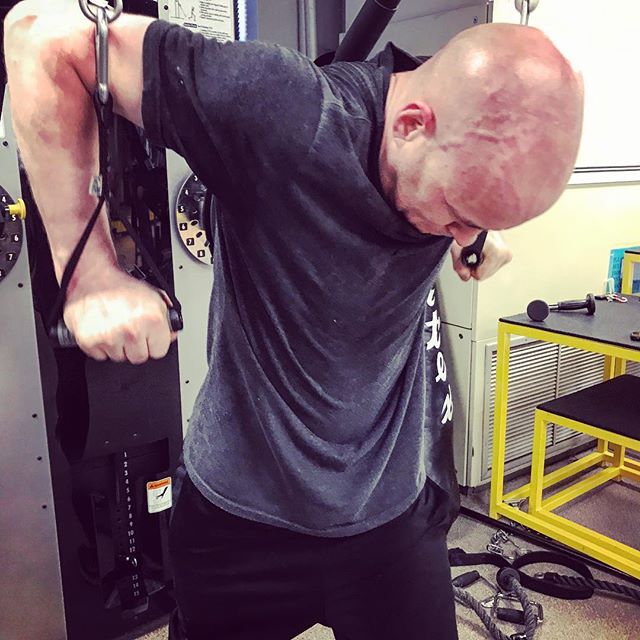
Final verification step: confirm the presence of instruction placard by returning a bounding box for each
[168,0,235,42]
[147,477,173,514]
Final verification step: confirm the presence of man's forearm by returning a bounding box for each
[4,5,120,293]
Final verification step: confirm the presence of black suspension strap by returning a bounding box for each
[48,0,183,347]
[46,90,110,343]
[511,550,595,600]
[542,573,640,604]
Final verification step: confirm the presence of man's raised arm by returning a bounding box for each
[4,2,174,364]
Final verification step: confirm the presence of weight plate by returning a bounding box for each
[0,186,24,284]
[175,173,213,265]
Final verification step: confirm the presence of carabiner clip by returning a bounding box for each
[79,0,122,105]
[79,0,123,24]
[95,7,110,105]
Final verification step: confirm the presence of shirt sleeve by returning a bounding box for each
[141,20,322,203]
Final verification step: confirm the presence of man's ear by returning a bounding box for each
[392,102,435,140]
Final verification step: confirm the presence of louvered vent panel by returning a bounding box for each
[486,341,558,471]
[483,339,621,480]
[626,360,640,377]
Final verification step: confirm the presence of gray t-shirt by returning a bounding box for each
[142,21,460,537]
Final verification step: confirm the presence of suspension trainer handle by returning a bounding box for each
[461,230,488,269]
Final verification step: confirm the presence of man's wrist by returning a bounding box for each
[64,259,124,299]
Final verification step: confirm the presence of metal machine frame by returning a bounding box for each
[491,320,640,579]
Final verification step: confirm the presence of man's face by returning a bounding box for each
[396,167,479,246]
[390,115,551,246]
[392,137,513,247]
[384,26,584,243]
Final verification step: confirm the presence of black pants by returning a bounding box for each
[167,468,459,640]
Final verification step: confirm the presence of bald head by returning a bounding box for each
[380,23,584,245]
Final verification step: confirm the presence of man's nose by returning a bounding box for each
[446,222,481,247]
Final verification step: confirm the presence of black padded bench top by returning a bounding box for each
[538,375,640,440]
[500,298,640,352]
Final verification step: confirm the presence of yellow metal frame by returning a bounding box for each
[490,320,640,579]
[621,252,640,296]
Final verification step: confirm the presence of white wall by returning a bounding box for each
[344,1,487,57]
[373,4,487,56]
[258,0,344,57]
[470,0,640,338]
[345,0,484,27]
[493,0,640,180]
[474,182,640,340]
[257,0,300,49]
[346,0,640,178]
[363,0,640,341]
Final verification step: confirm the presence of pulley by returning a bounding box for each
[514,0,540,25]
[175,173,214,265]
[78,0,123,24]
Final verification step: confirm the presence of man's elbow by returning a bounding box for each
[4,2,59,68]
[4,2,36,46]
[5,2,93,92]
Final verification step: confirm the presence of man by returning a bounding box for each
[4,2,583,639]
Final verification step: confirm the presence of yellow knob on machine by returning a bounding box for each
[3,198,27,220]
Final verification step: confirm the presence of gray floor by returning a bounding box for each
[138,460,640,640]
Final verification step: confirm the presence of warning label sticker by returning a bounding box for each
[168,0,235,42]
[147,477,172,514]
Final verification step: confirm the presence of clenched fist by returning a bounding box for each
[450,231,513,282]
[62,267,178,365]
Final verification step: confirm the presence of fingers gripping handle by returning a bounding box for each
[461,230,488,269]
[49,308,184,349]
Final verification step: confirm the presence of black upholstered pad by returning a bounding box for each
[501,298,640,351]
[538,375,640,439]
